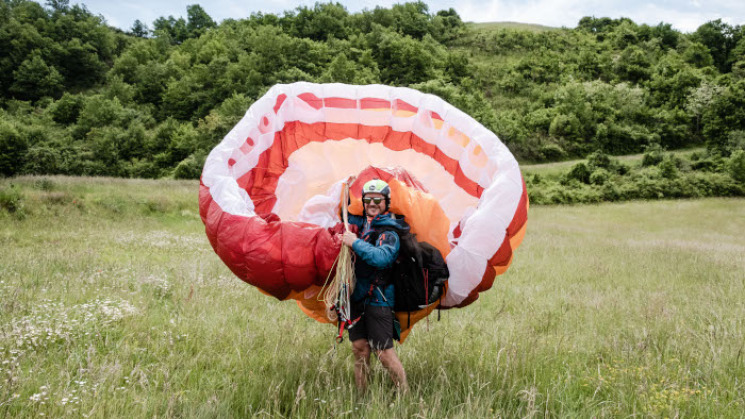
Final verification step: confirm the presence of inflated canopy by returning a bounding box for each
[199,82,528,333]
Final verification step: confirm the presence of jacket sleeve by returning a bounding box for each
[347,214,364,232]
[352,230,400,269]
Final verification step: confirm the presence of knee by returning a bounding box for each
[376,348,398,365]
[352,340,370,359]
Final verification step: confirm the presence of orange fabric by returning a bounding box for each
[290,166,452,340]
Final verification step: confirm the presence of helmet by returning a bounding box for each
[362,179,390,198]
[361,179,391,214]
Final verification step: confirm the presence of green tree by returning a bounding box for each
[131,19,149,37]
[10,53,64,100]
[694,19,738,73]
[153,15,189,44]
[703,80,745,151]
[727,149,745,182]
[613,45,651,83]
[49,92,84,124]
[0,122,28,176]
[186,4,216,38]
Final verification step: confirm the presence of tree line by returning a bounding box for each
[0,0,744,181]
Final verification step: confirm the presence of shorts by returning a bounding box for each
[348,304,395,351]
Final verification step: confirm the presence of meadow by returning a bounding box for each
[1,176,744,418]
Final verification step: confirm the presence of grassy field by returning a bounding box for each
[1,176,744,418]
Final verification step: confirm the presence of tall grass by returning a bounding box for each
[1,177,744,417]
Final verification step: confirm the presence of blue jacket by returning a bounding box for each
[348,213,410,307]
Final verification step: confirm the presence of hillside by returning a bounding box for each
[0,1,744,182]
[468,21,557,32]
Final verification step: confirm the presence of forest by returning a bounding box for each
[0,0,743,198]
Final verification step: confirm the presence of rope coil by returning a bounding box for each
[318,181,356,326]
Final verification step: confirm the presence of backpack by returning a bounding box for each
[371,226,449,327]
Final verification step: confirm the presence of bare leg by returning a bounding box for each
[351,339,371,391]
[377,348,408,392]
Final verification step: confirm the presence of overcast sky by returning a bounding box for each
[73,0,744,34]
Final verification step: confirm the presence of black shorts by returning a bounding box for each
[348,304,395,351]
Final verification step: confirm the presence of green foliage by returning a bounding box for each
[130,19,149,37]
[702,80,745,152]
[566,162,591,184]
[642,143,665,167]
[693,19,741,73]
[0,122,28,176]
[527,148,745,205]
[22,146,62,174]
[173,152,206,179]
[589,168,610,185]
[658,155,680,179]
[1,1,744,179]
[49,92,84,124]
[728,149,745,182]
[10,52,64,100]
[0,183,24,213]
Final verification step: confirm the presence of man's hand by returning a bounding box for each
[341,231,357,248]
[346,175,357,185]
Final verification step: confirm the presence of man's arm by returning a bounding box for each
[352,231,400,269]
[347,214,365,231]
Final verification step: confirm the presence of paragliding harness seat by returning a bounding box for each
[353,224,449,332]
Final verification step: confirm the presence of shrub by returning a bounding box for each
[33,178,56,191]
[642,143,664,166]
[50,93,85,124]
[23,146,62,174]
[728,130,745,153]
[0,184,24,213]
[586,150,613,170]
[0,122,28,177]
[538,143,567,160]
[659,155,679,179]
[173,152,205,179]
[566,162,591,184]
[589,168,611,185]
[728,149,745,182]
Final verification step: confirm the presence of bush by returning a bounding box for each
[0,184,24,213]
[589,168,611,185]
[587,150,613,170]
[0,122,28,177]
[33,178,56,191]
[50,93,85,124]
[642,143,664,166]
[173,152,206,179]
[728,131,745,153]
[728,149,745,182]
[566,162,591,184]
[659,155,679,179]
[23,146,62,174]
[538,143,567,160]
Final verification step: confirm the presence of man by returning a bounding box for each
[340,178,409,392]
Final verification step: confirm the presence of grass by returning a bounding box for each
[467,22,557,33]
[1,176,744,417]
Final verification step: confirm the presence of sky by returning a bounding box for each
[72,0,745,34]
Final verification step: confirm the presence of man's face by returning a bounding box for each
[363,192,386,217]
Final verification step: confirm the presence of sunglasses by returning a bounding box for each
[362,197,384,204]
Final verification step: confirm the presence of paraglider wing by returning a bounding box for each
[199,82,528,331]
